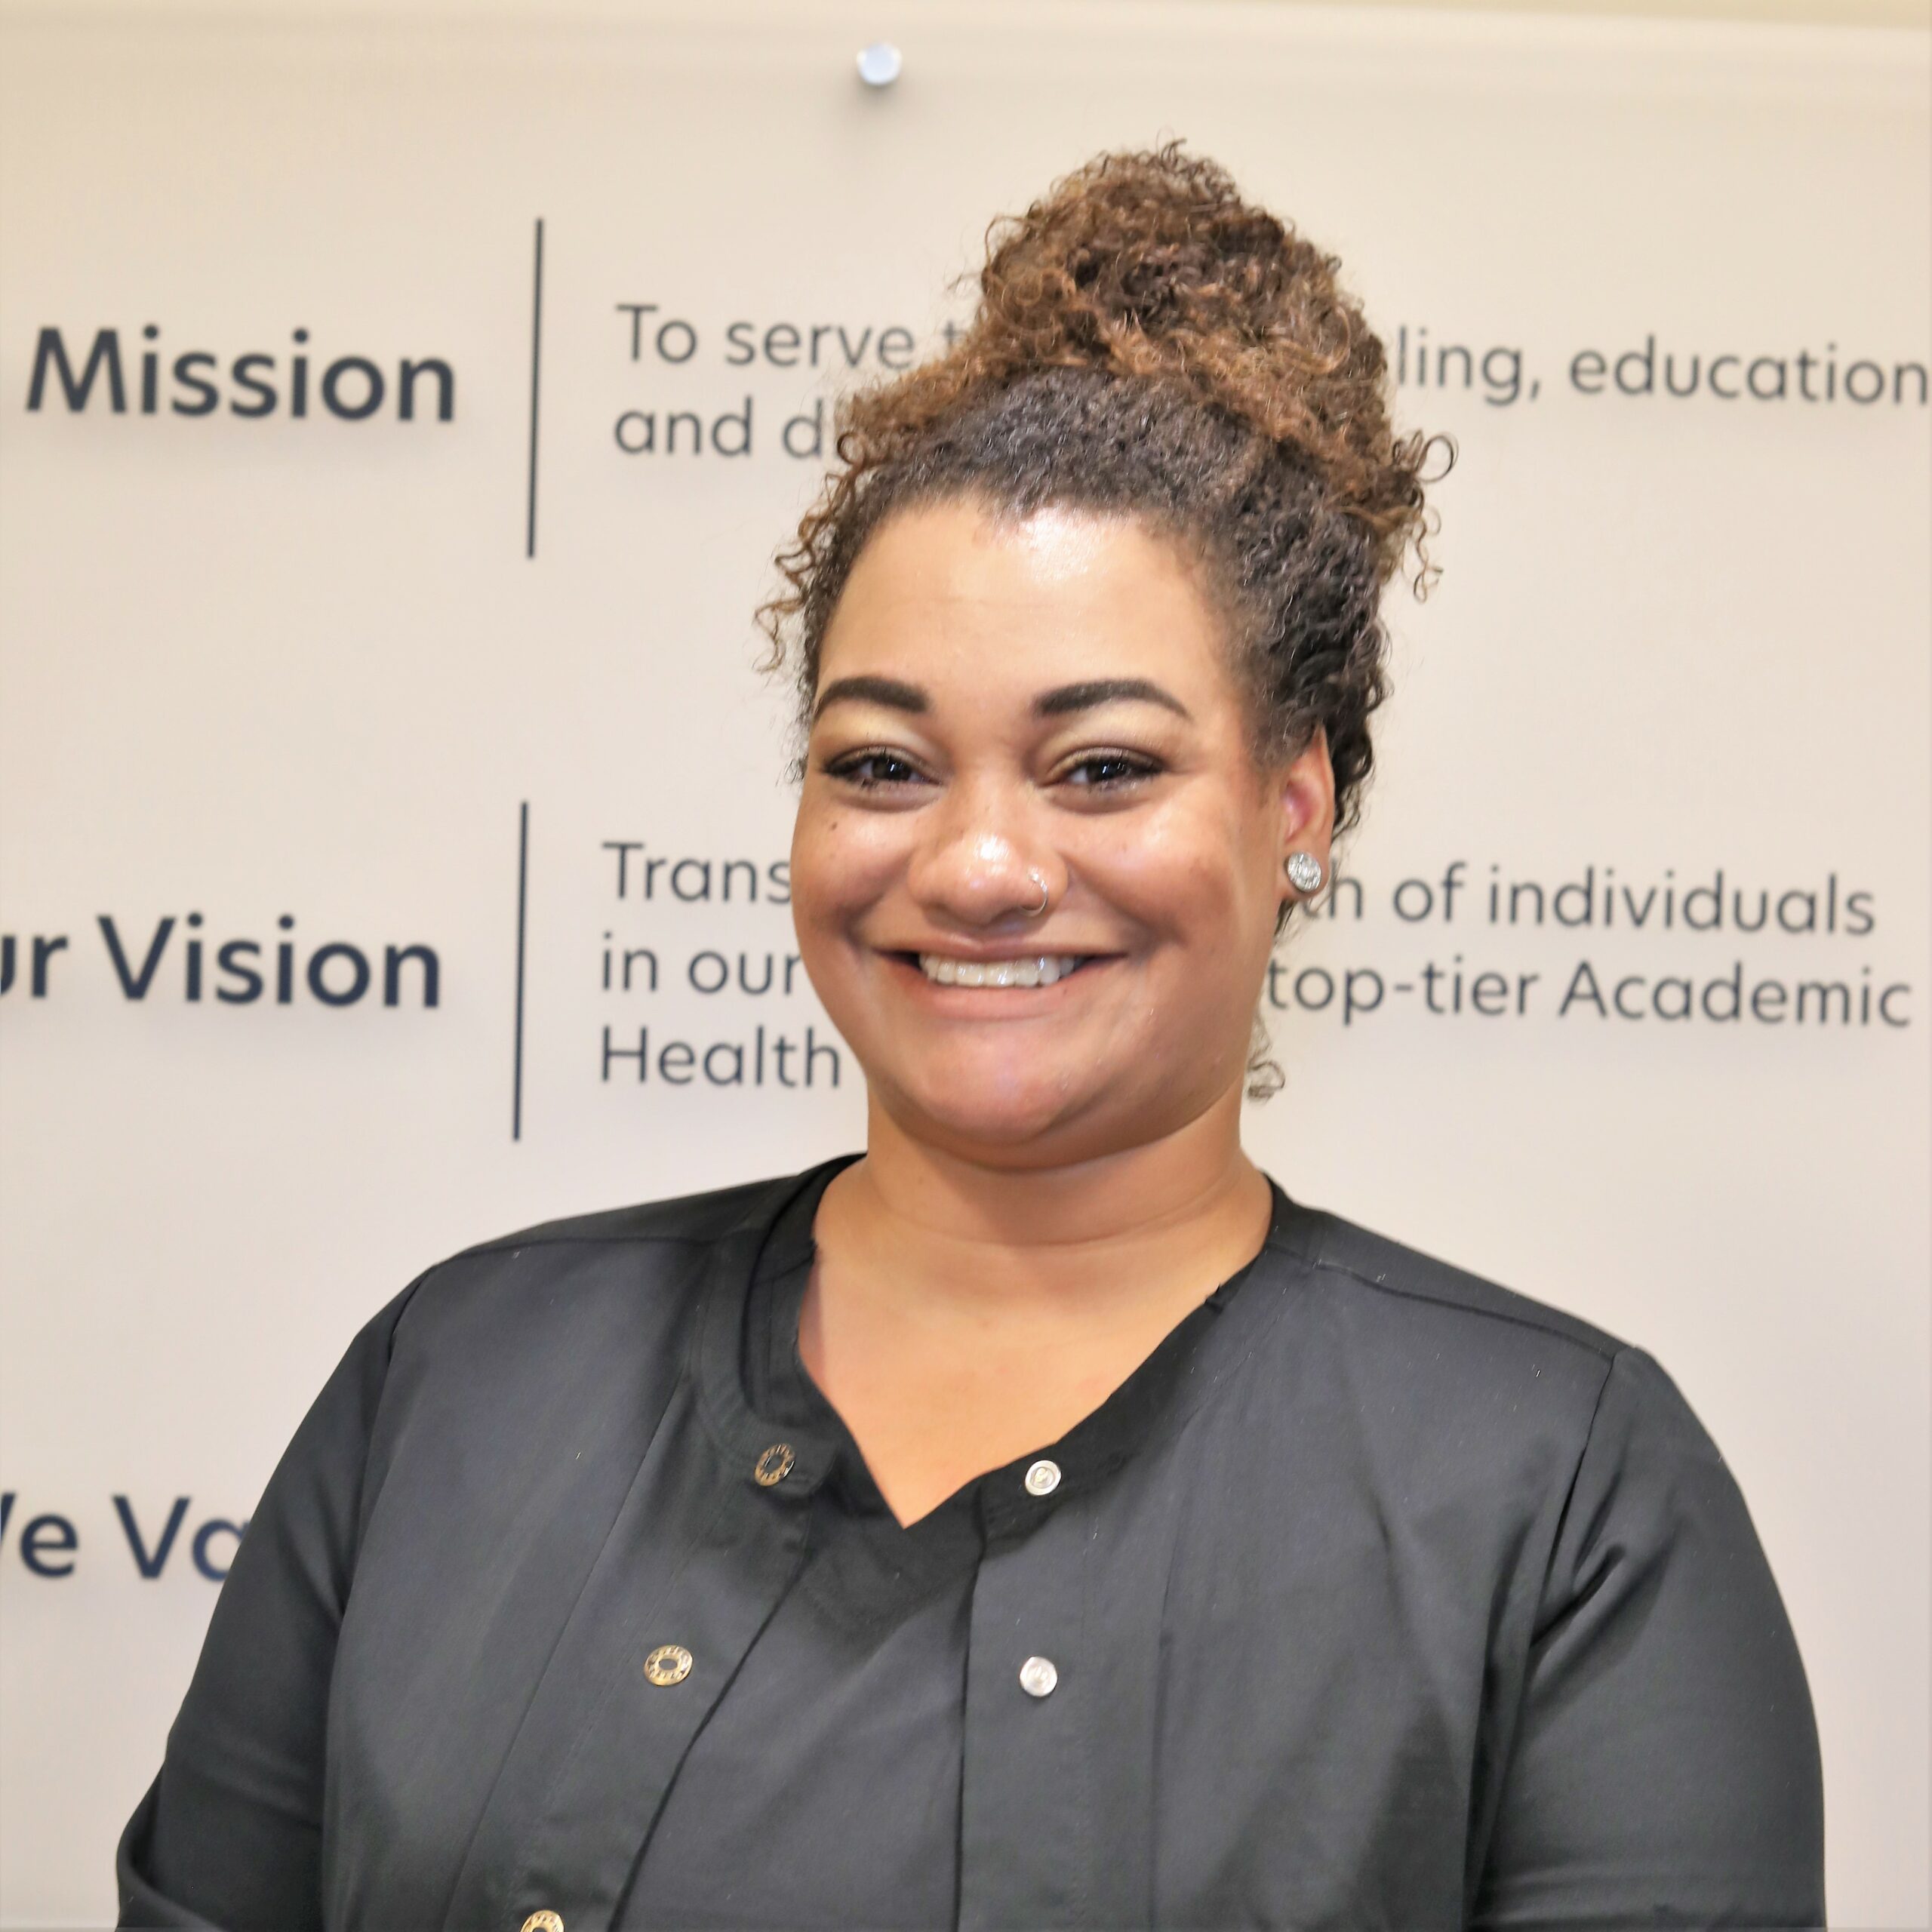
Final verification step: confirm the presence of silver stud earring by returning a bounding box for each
[1284,852,1324,894]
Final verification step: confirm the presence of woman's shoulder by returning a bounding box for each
[1269,1190,1627,1363]
[378,1158,845,1359]
[447,1158,838,1269]
[1255,1192,1749,1574]
[1257,1188,1665,1444]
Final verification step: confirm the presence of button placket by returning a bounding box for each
[959,1494,1092,1930]
[475,1346,817,1931]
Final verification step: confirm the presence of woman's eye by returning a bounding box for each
[1058,751,1161,789]
[822,749,925,790]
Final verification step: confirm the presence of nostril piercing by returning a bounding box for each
[1022,871,1051,918]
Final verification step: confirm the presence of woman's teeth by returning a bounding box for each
[918,954,1088,988]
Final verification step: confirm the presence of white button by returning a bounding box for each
[1023,1459,1061,1497]
[1019,1655,1058,1698]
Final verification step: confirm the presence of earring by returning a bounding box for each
[1284,852,1324,894]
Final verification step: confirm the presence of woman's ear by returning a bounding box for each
[1276,725,1337,881]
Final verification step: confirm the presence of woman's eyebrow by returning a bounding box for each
[812,675,928,721]
[1034,678,1192,721]
[811,674,1194,724]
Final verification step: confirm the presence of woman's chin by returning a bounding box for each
[876,1060,1103,1161]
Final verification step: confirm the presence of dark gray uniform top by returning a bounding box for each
[117,1152,1826,1930]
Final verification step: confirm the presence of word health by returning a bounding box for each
[599,1023,842,1088]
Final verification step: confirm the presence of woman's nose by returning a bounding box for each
[905,786,1057,927]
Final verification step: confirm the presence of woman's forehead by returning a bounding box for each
[819,500,1235,705]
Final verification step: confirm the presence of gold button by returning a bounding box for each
[644,1643,694,1686]
[754,1442,795,1487]
[521,1914,564,1932]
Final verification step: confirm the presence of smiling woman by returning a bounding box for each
[118,147,1824,1932]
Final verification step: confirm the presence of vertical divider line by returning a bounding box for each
[525,217,545,559]
[512,801,530,1141]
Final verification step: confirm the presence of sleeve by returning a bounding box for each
[115,1279,423,1930]
[1472,1346,1826,1930]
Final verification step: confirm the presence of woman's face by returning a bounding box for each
[789,498,1334,1168]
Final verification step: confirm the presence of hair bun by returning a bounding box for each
[978,146,1331,370]
[947,143,1430,583]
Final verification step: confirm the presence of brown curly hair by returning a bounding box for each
[759,143,1444,1094]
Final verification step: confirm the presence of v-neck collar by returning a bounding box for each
[700,1152,1300,1544]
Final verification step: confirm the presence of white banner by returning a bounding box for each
[2,2,1927,1921]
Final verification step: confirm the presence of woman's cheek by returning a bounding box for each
[790,815,850,920]
[786,828,839,964]
[800,808,903,895]
[1084,820,1233,939]
[791,835,899,996]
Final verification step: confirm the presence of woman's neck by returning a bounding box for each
[814,1088,1274,1324]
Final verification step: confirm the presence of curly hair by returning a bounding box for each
[761,145,1444,823]
[759,143,1445,1094]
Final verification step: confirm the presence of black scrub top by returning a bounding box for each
[117,1153,1826,1930]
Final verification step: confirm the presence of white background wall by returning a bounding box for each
[2,2,1927,1921]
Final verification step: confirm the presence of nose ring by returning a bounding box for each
[1021,870,1051,918]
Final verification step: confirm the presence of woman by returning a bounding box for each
[119,147,1825,1930]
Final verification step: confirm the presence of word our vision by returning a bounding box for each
[2,915,441,1007]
